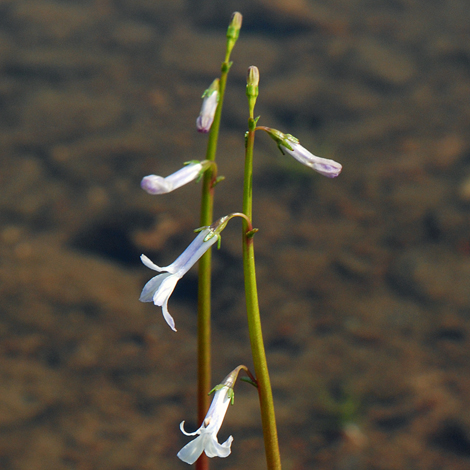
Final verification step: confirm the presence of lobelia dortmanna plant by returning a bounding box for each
[138,12,342,470]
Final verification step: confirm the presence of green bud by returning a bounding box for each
[226,12,243,58]
[247,65,259,88]
[227,12,242,42]
[246,66,260,116]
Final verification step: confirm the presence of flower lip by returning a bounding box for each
[141,175,172,194]
[177,385,233,464]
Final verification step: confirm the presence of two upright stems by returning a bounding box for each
[196,15,281,469]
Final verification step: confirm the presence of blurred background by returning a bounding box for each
[1,0,470,468]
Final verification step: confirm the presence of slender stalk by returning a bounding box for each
[196,13,240,466]
[196,73,225,470]
[242,124,282,470]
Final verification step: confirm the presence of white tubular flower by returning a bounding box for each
[282,140,342,178]
[141,160,210,195]
[177,384,234,465]
[139,217,229,331]
[197,79,220,133]
[265,128,342,178]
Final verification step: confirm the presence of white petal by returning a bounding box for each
[180,421,201,437]
[152,274,179,307]
[197,92,218,133]
[141,175,173,195]
[204,434,233,459]
[312,160,342,178]
[283,143,342,178]
[177,435,205,465]
[140,254,166,272]
[161,296,177,332]
[165,163,203,190]
[139,273,172,302]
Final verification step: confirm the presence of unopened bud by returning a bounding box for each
[246,66,259,115]
[227,12,242,42]
[226,12,243,58]
[247,66,259,88]
[197,79,220,133]
[263,127,343,178]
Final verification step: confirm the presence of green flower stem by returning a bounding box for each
[243,124,282,470]
[196,60,231,470]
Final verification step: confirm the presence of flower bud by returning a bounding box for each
[247,65,259,88]
[246,66,259,115]
[226,12,242,55]
[197,79,220,133]
[263,127,342,178]
[141,161,210,195]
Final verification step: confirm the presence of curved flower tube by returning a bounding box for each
[139,217,229,331]
[139,228,218,331]
[141,160,210,195]
[261,127,342,178]
[281,140,342,178]
[177,384,233,465]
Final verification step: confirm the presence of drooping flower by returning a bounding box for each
[139,216,229,331]
[141,160,211,195]
[263,127,342,178]
[177,381,235,464]
[197,79,220,133]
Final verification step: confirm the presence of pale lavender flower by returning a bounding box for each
[264,127,342,178]
[197,79,219,133]
[139,217,228,331]
[177,384,233,464]
[141,160,210,195]
[281,139,342,178]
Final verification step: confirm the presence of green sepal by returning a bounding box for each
[263,128,298,153]
[227,387,235,405]
[208,384,235,405]
[208,384,225,395]
[203,232,219,243]
[201,79,220,99]
[282,134,298,152]
[246,84,259,98]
